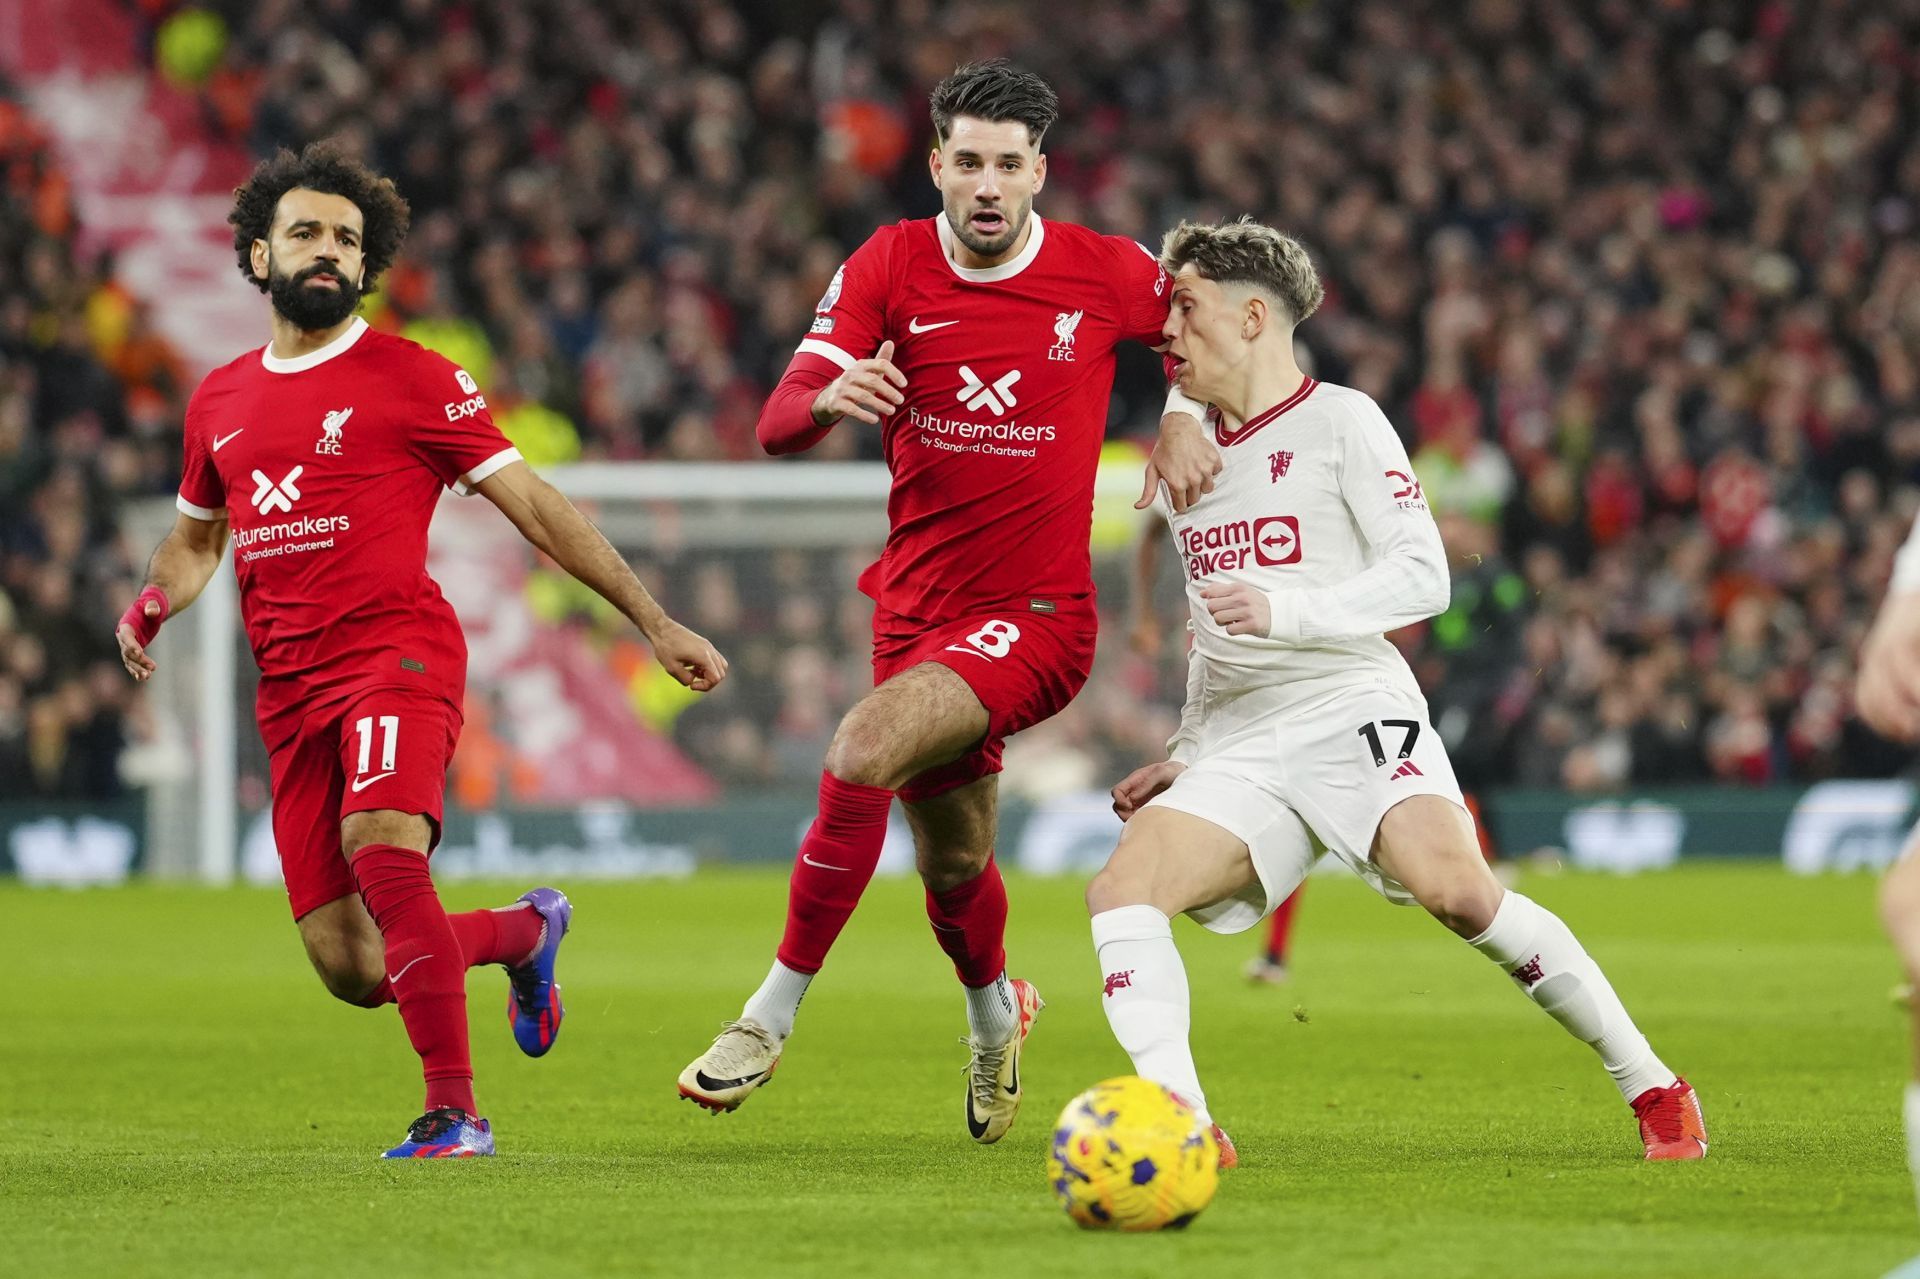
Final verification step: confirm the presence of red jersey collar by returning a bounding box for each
[1213,376,1318,446]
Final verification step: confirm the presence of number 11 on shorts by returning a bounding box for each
[353,714,399,780]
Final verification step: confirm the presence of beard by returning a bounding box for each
[268,258,363,331]
[945,196,1030,261]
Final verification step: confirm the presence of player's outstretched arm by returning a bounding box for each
[115,512,230,682]
[1859,519,1920,741]
[475,461,729,693]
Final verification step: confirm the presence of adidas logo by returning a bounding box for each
[1389,760,1423,780]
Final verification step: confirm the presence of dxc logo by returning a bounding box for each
[250,466,304,516]
[956,365,1021,416]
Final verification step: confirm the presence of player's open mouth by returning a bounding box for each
[969,210,1006,234]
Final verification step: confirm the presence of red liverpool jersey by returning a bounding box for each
[794,215,1171,624]
[175,318,519,725]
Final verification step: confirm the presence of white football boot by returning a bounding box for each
[963,978,1044,1144]
[678,1019,782,1113]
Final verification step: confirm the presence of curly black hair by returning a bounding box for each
[228,141,411,294]
[929,59,1059,148]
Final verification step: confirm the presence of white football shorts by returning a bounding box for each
[1143,679,1468,933]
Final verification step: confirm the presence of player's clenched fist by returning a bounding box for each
[812,339,907,426]
[1858,594,1920,741]
[1111,760,1187,822]
[649,619,730,693]
[1201,582,1272,637]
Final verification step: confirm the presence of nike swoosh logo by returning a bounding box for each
[801,853,851,871]
[908,317,957,333]
[967,1092,991,1140]
[212,430,244,451]
[695,1067,771,1092]
[942,645,993,662]
[350,771,396,793]
[1006,1055,1019,1096]
[386,953,434,985]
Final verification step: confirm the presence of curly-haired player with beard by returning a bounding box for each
[116,142,729,1158]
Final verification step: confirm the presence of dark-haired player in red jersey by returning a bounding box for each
[678,60,1220,1144]
[115,142,727,1159]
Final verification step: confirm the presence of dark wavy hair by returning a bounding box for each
[929,59,1059,148]
[228,141,411,294]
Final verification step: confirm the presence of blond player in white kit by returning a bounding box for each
[1084,218,1707,1166]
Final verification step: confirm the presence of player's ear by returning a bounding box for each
[1031,151,1047,195]
[928,144,943,189]
[251,238,270,284]
[1242,294,1264,341]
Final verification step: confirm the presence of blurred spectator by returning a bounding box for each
[13,0,1919,797]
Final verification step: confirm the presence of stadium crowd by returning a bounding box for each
[5,0,1918,802]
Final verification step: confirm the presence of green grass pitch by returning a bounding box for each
[3,864,1914,1277]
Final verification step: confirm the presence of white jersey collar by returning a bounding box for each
[936,212,1046,282]
[261,316,370,374]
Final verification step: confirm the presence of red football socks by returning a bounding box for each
[776,770,895,974]
[350,844,475,1116]
[1265,885,1303,963]
[926,855,1009,987]
[450,903,545,968]
[350,904,541,1011]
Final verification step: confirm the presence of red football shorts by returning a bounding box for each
[872,597,1098,802]
[262,685,463,920]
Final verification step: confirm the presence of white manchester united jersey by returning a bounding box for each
[1156,378,1450,760]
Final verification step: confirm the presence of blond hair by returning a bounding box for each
[1160,218,1324,325]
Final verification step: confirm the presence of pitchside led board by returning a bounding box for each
[4,781,1912,887]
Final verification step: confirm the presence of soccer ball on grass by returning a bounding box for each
[1046,1075,1219,1230]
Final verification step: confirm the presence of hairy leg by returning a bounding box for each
[296,893,387,1004]
[752,662,994,1034]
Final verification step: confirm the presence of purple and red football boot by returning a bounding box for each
[381,1108,495,1159]
[506,887,572,1057]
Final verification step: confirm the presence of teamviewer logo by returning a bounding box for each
[957,365,1021,416]
[250,466,303,516]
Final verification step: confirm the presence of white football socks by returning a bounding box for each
[741,960,813,1040]
[1468,891,1677,1102]
[1090,905,1210,1122]
[966,971,1021,1045]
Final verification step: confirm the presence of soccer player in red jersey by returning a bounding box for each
[677,61,1219,1143]
[115,144,727,1159]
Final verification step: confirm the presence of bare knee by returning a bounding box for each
[1086,861,1151,916]
[1417,873,1504,938]
[823,711,901,789]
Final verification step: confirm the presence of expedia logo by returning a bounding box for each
[445,394,488,421]
[1179,515,1301,579]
